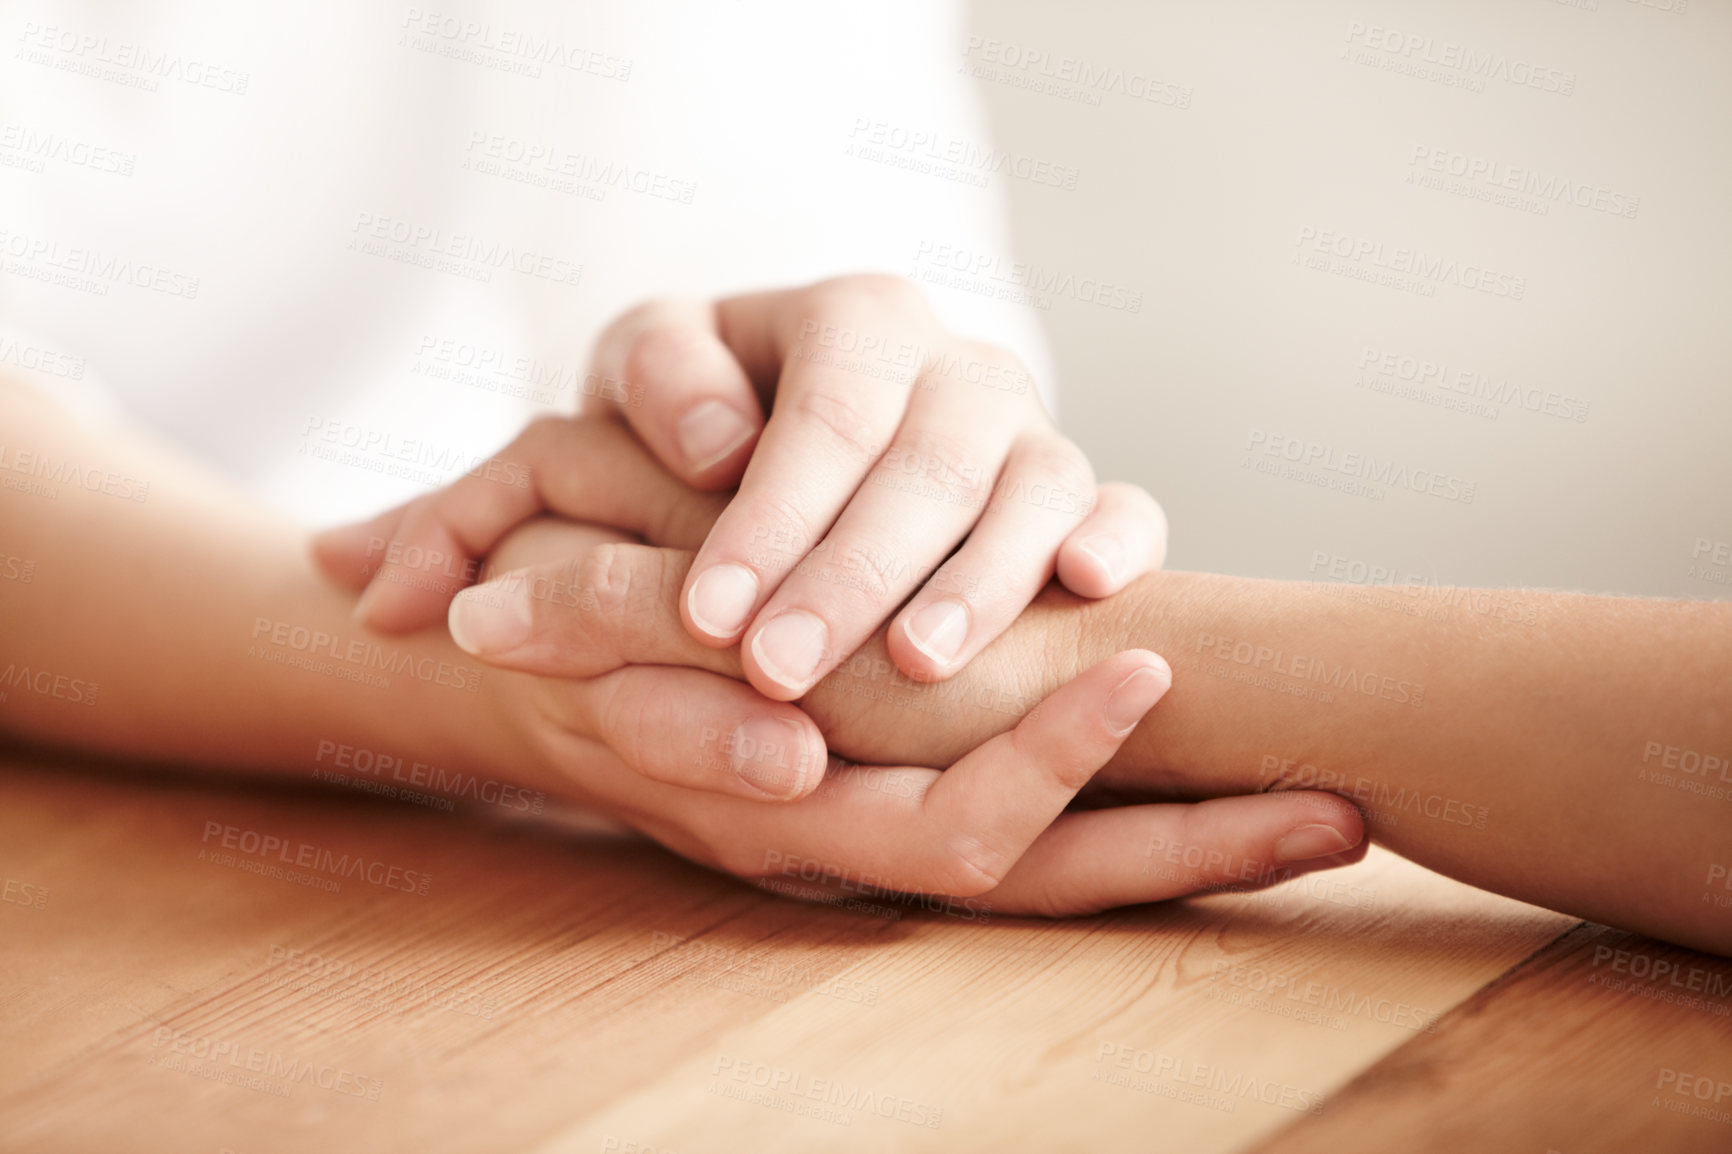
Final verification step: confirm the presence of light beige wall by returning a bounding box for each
[963,0,1730,597]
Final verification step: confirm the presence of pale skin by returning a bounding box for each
[6,383,1728,953]
[0,381,1368,918]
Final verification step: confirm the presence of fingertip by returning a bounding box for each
[888,598,972,683]
[729,712,828,800]
[1057,533,1126,598]
[1102,654,1172,737]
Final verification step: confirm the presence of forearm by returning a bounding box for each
[813,571,1732,952]
[0,384,543,792]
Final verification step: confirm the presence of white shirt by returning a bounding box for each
[1,0,1050,523]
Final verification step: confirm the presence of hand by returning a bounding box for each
[315,276,1169,703]
[457,519,1366,918]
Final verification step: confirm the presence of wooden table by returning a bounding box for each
[3,752,1729,1153]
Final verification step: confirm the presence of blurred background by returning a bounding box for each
[2,0,1726,599]
[969,0,1730,598]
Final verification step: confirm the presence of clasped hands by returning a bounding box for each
[313,277,1365,917]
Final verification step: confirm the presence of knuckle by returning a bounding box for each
[793,386,884,462]
[925,835,1010,898]
[796,529,916,604]
[737,495,818,575]
[1010,722,1100,794]
[1018,438,1095,493]
[875,428,991,505]
[599,686,654,773]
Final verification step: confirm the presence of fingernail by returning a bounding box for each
[688,563,759,638]
[1274,824,1355,863]
[1079,534,1125,584]
[448,581,532,656]
[1104,664,1170,736]
[676,400,755,472]
[751,610,828,693]
[729,716,814,799]
[906,599,970,668]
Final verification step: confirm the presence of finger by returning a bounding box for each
[738,372,1028,699]
[556,666,825,801]
[884,432,1096,683]
[587,299,764,488]
[1053,481,1169,599]
[738,650,1172,899]
[353,416,725,633]
[447,543,742,681]
[310,503,410,590]
[984,791,1366,917]
[481,516,635,576]
[681,278,936,650]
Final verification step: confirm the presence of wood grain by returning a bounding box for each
[1246,923,1732,1154]
[0,752,1576,1152]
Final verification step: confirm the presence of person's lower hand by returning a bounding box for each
[315,275,1168,702]
[461,518,1365,917]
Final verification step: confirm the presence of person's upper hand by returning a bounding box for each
[314,275,1169,701]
